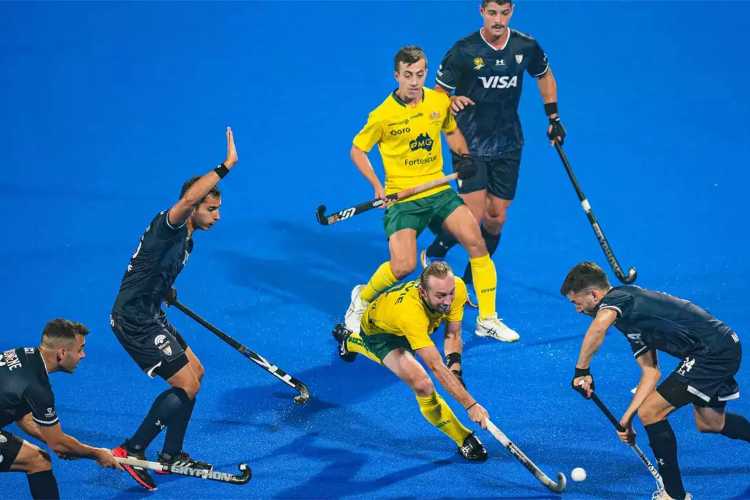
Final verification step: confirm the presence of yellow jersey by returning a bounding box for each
[352,88,457,202]
[361,277,468,351]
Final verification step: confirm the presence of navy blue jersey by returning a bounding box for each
[436,29,549,157]
[0,347,58,428]
[113,210,193,317]
[598,286,739,360]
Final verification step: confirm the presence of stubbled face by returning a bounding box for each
[57,334,86,373]
[420,274,456,314]
[481,1,513,39]
[191,194,221,230]
[566,289,603,317]
[394,58,427,102]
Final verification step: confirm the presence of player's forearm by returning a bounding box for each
[350,146,383,192]
[431,362,474,408]
[49,433,101,459]
[445,130,469,156]
[536,70,558,108]
[575,326,606,369]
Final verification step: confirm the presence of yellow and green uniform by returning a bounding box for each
[352,88,457,202]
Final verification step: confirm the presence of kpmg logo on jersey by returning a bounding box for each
[473,57,485,70]
[409,133,434,152]
[479,75,518,89]
[154,334,173,357]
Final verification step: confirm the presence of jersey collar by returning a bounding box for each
[479,28,511,52]
[391,88,425,107]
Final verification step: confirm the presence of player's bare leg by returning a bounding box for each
[10,440,59,500]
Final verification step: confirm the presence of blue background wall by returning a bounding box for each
[1,1,748,498]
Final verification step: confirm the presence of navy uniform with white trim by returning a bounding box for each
[599,286,741,408]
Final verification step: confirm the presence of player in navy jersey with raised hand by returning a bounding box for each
[110,127,238,491]
[422,0,564,336]
[1,319,120,500]
[563,262,750,500]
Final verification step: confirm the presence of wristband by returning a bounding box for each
[214,163,229,179]
[445,352,462,368]
[574,367,590,378]
[544,102,558,116]
[465,402,478,411]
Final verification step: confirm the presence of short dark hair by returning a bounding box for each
[482,0,513,8]
[180,176,221,201]
[420,261,453,291]
[41,318,89,348]
[394,45,426,72]
[560,262,611,296]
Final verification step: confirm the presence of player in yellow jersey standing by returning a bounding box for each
[334,261,490,460]
[342,46,519,343]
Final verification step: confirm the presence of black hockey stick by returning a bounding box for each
[166,289,311,405]
[115,457,251,485]
[589,392,664,492]
[485,419,566,493]
[553,142,637,284]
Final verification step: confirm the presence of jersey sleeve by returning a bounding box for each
[446,278,467,323]
[25,384,58,427]
[399,315,435,351]
[599,288,634,319]
[352,111,383,153]
[154,210,185,238]
[436,44,461,91]
[526,38,550,78]
[440,95,458,134]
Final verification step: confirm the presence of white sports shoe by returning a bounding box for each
[475,314,520,342]
[344,284,368,334]
[651,490,692,500]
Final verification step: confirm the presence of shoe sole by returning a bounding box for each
[120,463,157,491]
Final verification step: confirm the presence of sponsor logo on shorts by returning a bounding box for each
[409,133,434,152]
[154,334,173,357]
[678,357,695,376]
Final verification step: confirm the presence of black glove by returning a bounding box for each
[571,366,594,398]
[453,153,477,180]
[547,116,567,145]
[446,352,466,388]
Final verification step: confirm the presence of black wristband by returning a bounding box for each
[544,102,558,116]
[214,163,229,179]
[465,402,477,411]
[574,367,591,378]
[445,352,462,368]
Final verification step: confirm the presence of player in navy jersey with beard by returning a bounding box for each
[110,127,238,491]
[421,0,565,339]
[563,262,750,500]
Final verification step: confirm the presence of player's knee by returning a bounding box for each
[26,448,53,474]
[390,256,416,278]
[483,212,506,233]
[695,419,723,433]
[463,235,488,257]
[637,404,665,426]
[412,376,435,397]
[191,360,205,383]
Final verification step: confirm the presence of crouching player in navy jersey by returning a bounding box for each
[110,127,238,491]
[563,262,749,500]
[0,319,120,500]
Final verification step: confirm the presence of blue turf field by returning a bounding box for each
[2,1,749,498]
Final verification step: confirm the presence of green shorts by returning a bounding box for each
[383,188,464,238]
[360,331,414,361]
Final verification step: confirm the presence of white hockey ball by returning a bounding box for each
[571,467,587,482]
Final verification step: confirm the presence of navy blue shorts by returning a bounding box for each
[454,149,522,200]
[0,429,24,472]
[657,338,741,408]
[111,311,189,380]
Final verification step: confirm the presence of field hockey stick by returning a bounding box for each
[553,142,637,284]
[316,158,477,226]
[485,419,566,493]
[589,392,664,492]
[166,289,311,405]
[114,457,251,485]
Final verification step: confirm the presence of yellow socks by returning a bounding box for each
[360,261,398,302]
[415,392,471,446]
[345,332,382,364]
[469,254,497,319]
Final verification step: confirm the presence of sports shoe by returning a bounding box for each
[113,442,157,491]
[344,284,368,334]
[458,433,488,462]
[651,490,692,500]
[475,314,520,342]
[157,451,213,475]
[332,323,357,362]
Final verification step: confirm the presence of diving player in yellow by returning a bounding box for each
[342,45,519,343]
[333,261,490,460]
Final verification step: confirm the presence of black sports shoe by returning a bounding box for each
[332,323,357,362]
[458,433,488,462]
[113,442,157,491]
[157,451,213,474]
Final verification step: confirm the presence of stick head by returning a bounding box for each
[618,267,637,284]
[315,205,329,225]
[293,384,311,405]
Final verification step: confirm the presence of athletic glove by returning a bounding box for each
[453,153,477,180]
[571,366,594,398]
[446,352,466,388]
[547,116,566,145]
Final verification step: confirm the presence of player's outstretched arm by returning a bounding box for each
[572,308,618,397]
[443,321,465,387]
[617,351,661,444]
[417,344,488,428]
[537,70,566,145]
[168,126,239,227]
[350,145,385,200]
[37,423,122,469]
